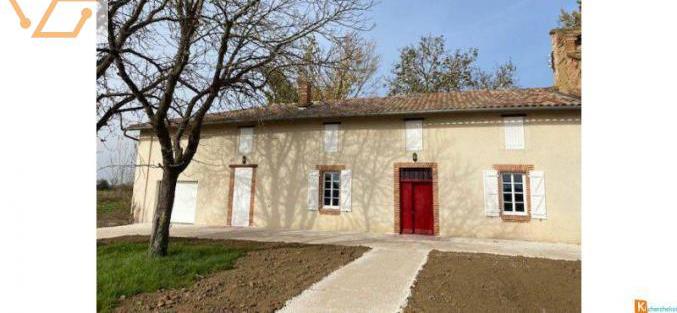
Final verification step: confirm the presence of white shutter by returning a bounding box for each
[483,170,500,217]
[405,120,423,151]
[529,171,547,219]
[307,170,320,211]
[340,169,352,212]
[239,127,254,154]
[324,123,339,153]
[504,116,525,150]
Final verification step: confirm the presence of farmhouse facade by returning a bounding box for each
[130,29,581,244]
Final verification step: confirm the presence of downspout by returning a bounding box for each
[140,132,154,223]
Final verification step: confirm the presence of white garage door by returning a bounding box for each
[231,167,253,227]
[171,181,198,224]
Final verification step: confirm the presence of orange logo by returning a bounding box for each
[8,0,96,38]
[635,299,648,313]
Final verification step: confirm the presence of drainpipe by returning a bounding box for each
[140,133,154,223]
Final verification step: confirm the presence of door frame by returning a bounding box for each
[394,162,439,235]
[226,164,257,227]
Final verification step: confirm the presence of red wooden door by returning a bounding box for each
[399,168,434,235]
[400,182,414,234]
[413,182,433,235]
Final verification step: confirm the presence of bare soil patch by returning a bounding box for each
[404,250,581,313]
[107,236,368,313]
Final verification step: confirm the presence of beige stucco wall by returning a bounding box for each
[131,110,581,244]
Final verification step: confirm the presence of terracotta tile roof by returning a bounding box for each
[129,88,580,129]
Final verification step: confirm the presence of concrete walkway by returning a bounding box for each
[97,224,580,261]
[278,248,429,313]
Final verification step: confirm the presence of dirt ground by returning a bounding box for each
[404,250,581,313]
[109,237,369,313]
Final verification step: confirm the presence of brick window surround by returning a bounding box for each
[226,164,257,226]
[315,165,346,215]
[393,162,439,235]
[494,164,534,223]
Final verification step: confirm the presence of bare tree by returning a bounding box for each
[99,0,374,256]
[314,33,380,100]
[97,134,137,186]
[97,0,172,131]
[263,32,380,103]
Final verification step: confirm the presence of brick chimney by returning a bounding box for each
[297,77,312,107]
[550,28,581,96]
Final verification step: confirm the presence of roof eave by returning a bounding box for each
[127,104,581,131]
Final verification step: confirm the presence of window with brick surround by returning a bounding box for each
[501,172,528,216]
[322,171,341,209]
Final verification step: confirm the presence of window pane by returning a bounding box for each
[332,181,339,189]
[514,183,523,192]
[324,173,332,180]
[324,198,330,206]
[332,172,340,181]
[333,190,339,198]
[516,203,525,212]
[514,174,523,183]
[515,193,524,202]
[325,181,332,189]
[503,202,513,211]
[332,198,339,206]
[502,174,511,183]
[324,190,331,198]
[503,183,512,192]
[503,193,512,202]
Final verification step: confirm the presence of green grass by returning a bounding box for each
[97,199,127,214]
[97,187,133,227]
[97,240,245,312]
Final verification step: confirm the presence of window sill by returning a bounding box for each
[501,214,531,223]
[319,208,341,215]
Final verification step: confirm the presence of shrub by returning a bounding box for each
[97,179,111,190]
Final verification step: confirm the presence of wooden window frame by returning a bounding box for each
[315,165,346,215]
[322,171,341,210]
[494,164,533,222]
[500,172,528,216]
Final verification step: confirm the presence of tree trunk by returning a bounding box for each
[149,169,179,257]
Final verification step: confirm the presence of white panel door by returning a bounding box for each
[231,167,254,227]
[171,182,198,224]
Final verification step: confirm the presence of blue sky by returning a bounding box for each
[365,0,578,94]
